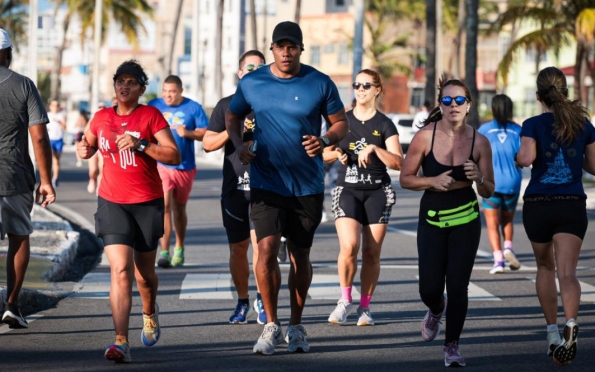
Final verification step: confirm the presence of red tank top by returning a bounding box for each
[91,105,169,203]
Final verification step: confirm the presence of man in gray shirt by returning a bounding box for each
[0,28,56,329]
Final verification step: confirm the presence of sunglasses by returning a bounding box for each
[244,64,266,72]
[440,96,469,106]
[352,82,378,90]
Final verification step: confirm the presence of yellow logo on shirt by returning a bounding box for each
[372,130,380,136]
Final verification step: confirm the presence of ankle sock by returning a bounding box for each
[547,324,559,333]
[340,286,352,303]
[359,295,372,308]
[493,250,504,264]
[504,240,513,250]
[256,292,262,301]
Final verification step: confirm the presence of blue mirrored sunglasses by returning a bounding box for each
[440,95,469,106]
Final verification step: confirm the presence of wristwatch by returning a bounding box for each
[137,138,148,152]
[318,136,330,148]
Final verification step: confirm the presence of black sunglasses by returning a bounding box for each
[352,82,377,90]
[440,96,469,106]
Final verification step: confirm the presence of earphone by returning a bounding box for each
[439,107,443,115]
[466,106,470,113]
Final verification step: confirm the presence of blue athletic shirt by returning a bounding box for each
[148,97,209,171]
[478,120,522,194]
[521,112,595,197]
[228,64,344,197]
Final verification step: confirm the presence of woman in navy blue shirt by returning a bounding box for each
[517,66,595,366]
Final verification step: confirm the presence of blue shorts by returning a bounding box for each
[50,139,64,153]
[481,192,519,212]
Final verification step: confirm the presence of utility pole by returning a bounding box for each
[352,0,364,83]
[191,0,200,100]
[91,0,103,114]
[29,0,38,86]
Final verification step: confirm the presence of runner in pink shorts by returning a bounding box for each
[148,75,209,267]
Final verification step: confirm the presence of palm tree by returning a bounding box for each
[295,0,301,23]
[490,0,595,104]
[465,0,479,127]
[249,0,256,49]
[0,0,29,49]
[215,0,224,100]
[49,0,154,100]
[425,0,437,105]
[167,0,184,76]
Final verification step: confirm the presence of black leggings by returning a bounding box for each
[417,188,481,345]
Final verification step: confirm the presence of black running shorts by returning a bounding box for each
[221,191,252,244]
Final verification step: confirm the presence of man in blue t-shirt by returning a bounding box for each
[226,21,349,355]
[148,75,208,268]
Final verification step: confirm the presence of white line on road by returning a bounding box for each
[71,273,111,299]
[529,277,595,303]
[415,275,501,301]
[180,273,234,300]
[307,274,360,300]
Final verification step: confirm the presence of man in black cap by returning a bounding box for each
[226,21,349,355]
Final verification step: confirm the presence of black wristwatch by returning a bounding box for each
[318,136,330,148]
[137,138,148,152]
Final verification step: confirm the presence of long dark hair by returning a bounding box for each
[536,66,590,145]
[422,77,472,128]
[491,94,514,130]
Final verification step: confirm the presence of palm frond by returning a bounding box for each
[576,8,595,42]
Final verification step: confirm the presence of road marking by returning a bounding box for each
[528,277,595,303]
[307,274,360,300]
[0,315,44,334]
[71,272,111,299]
[415,276,501,301]
[180,273,234,300]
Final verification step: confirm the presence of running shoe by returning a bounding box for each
[328,299,354,325]
[356,306,374,326]
[443,341,466,367]
[422,293,447,341]
[489,262,505,274]
[253,298,267,325]
[172,246,185,267]
[157,250,171,268]
[277,238,287,263]
[286,324,310,353]
[504,248,521,270]
[229,301,250,324]
[553,320,579,366]
[105,335,131,363]
[547,330,561,356]
[2,302,28,329]
[253,322,284,355]
[141,303,160,347]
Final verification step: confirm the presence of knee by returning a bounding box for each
[361,247,380,264]
[111,267,133,286]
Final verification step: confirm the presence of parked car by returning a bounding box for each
[386,113,416,153]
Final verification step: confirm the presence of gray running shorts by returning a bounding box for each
[0,192,34,240]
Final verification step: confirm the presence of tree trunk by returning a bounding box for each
[452,0,465,78]
[294,0,301,23]
[573,42,584,102]
[250,0,257,49]
[464,0,479,127]
[50,14,70,101]
[425,0,437,105]
[167,0,184,76]
[215,0,224,100]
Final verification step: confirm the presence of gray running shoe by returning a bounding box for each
[356,306,374,326]
[504,248,521,270]
[444,341,466,367]
[422,293,447,341]
[328,299,354,324]
[253,322,284,355]
[286,324,310,353]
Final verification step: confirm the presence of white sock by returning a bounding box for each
[566,318,576,325]
[546,324,559,333]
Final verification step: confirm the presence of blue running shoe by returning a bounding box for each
[105,335,131,363]
[253,298,267,325]
[141,303,160,347]
[229,301,250,324]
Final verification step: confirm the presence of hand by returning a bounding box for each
[116,134,139,151]
[431,170,455,191]
[173,124,187,137]
[36,183,56,207]
[336,148,348,165]
[238,141,256,165]
[302,135,322,157]
[463,160,483,183]
[357,144,375,168]
[76,135,94,159]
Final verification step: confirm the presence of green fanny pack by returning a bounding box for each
[425,200,479,228]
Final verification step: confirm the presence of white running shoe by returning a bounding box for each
[328,299,354,324]
[286,324,310,353]
[504,248,521,270]
[253,322,284,355]
[356,306,374,326]
[489,262,505,274]
[553,320,579,366]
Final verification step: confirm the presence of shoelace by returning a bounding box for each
[444,342,460,357]
[144,316,157,331]
[289,326,307,342]
[426,311,442,329]
[261,324,279,340]
[115,335,128,346]
[233,303,247,316]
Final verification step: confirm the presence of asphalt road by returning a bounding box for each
[1,151,594,371]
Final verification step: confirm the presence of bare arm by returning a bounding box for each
[303,109,349,157]
[357,135,403,170]
[466,134,494,198]
[29,124,56,207]
[226,109,254,164]
[517,136,536,168]
[143,128,181,165]
[203,129,230,152]
[173,125,207,141]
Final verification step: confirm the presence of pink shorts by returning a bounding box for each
[157,165,197,204]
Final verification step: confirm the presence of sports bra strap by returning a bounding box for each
[469,128,476,161]
[430,122,437,151]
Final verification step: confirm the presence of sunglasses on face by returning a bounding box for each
[352,82,377,90]
[244,64,265,72]
[440,96,469,106]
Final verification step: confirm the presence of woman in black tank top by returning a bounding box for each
[398,78,494,368]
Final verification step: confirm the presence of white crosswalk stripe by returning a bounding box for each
[415,275,501,301]
[307,274,360,300]
[180,273,234,300]
[528,277,595,303]
[71,273,111,299]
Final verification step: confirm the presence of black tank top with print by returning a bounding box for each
[422,124,476,182]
